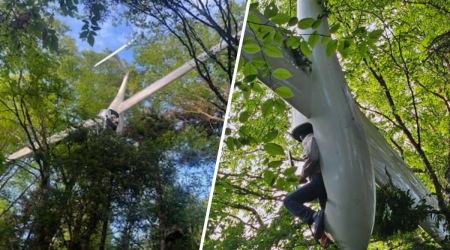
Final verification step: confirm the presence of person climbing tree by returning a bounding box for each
[283,122,329,247]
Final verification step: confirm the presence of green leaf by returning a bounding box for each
[264,143,285,156]
[359,41,368,56]
[271,13,291,25]
[262,68,270,77]
[262,99,273,117]
[250,58,266,69]
[80,31,89,39]
[274,32,283,45]
[308,32,319,48]
[264,3,278,18]
[286,36,300,48]
[272,68,292,80]
[275,86,294,98]
[353,27,366,36]
[243,63,258,77]
[251,82,263,92]
[321,36,331,45]
[274,99,288,112]
[269,160,283,168]
[247,13,260,24]
[369,29,383,39]
[225,128,231,135]
[87,34,95,46]
[261,30,275,44]
[276,178,285,190]
[330,23,341,33]
[263,130,278,143]
[284,167,297,176]
[326,40,338,57]
[243,42,261,54]
[239,111,251,123]
[286,176,298,182]
[263,44,283,58]
[312,19,321,29]
[263,170,277,186]
[226,138,235,151]
[249,2,259,10]
[244,75,257,83]
[298,18,315,29]
[238,56,244,71]
[338,41,350,58]
[288,17,298,26]
[300,41,312,57]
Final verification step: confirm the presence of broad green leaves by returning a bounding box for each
[272,68,292,80]
[298,18,316,29]
[243,42,261,53]
[275,86,294,98]
[264,143,284,155]
[263,44,283,58]
[326,40,338,57]
[271,13,291,25]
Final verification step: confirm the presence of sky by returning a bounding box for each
[57,14,136,64]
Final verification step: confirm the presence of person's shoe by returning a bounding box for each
[320,233,329,248]
[313,209,325,240]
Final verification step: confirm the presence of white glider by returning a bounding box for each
[7,36,233,161]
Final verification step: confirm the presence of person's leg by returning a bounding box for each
[313,173,328,241]
[283,179,321,224]
[315,174,327,210]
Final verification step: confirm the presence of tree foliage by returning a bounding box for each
[0,1,244,249]
[206,0,450,249]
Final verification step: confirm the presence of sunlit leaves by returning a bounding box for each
[263,3,278,18]
[298,18,316,29]
[250,58,267,68]
[249,2,259,11]
[300,41,312,57]
[263,170,277,186]
[247,13,260,24]
[272,68,292,80]
[329,23,341,33]
[275,86,294,98]
[263,130,278,143]
[243,63,257,77]
[308,32,319,48]
[286,36,300,48]
[268,160,282,168]
[311,19,321,29]
[321,36,331,45]
[369,29,383,40]
[274,32,283,45]
[326,39,338,57]
[264,143,285,156]
[243,42,261,54]
[273,99,288,112]
[288,17,298,26]
[271,13,290,25]
[239,111,251,123]
[263,44,283,57]
[262,99,273,117]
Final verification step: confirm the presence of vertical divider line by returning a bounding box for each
[199,0,252,248]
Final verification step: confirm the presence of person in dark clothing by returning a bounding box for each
[283,123,328,245]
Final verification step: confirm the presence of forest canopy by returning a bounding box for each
[0,0,244,249]
[205,0,450,249]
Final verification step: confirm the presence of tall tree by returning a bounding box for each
[205,0,450,249]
